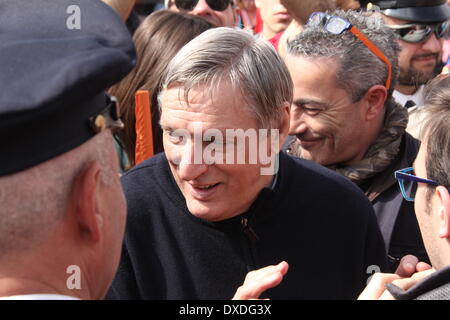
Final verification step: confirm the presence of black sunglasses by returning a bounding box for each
[386,21,449,43]
[175,0,231,11]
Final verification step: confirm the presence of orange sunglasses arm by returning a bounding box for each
[350,26,392,91]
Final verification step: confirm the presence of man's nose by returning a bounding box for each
[288,109,309,136]
[191,0,214,16]
[177,141,209,181]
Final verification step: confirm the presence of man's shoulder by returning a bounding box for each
[281,152,370,204]
[280,153,378,229]
[121,153,171,196]
[122,153,167,180]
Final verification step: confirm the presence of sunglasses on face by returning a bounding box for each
[386,21,449,43]
[175,0,232,11]
[308,12,392,90]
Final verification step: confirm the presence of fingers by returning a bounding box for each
[416,262,432,272]
[358,273,401,300]
[395,255,419,277]
[232,261,289,300]
[359,267,437,300]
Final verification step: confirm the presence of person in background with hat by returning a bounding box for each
[0,0,135,299]
[168,0,238,27]
[363,0,450,110]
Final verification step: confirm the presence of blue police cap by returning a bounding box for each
[363,0,450,23]
[0,0,136,176]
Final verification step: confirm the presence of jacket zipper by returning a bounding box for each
[240,216,259,271]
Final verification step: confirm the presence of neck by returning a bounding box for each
[396,84,418,95]
[0,252,95,300]
[343,109,386,167]
[262,25,276,40]
[0,276,85,299]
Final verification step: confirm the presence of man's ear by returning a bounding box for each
[361,85,388,121]
[70,161,103,243]
[436,186,450,239]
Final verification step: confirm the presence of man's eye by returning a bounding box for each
[166,130,184,144]
[301,106,322,115]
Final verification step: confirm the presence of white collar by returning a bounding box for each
[393,85,426,108]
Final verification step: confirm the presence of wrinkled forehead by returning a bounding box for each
[160,78,241,107]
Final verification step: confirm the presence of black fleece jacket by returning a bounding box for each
[107,152,387,300]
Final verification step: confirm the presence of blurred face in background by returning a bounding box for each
[255,0,292,39]
[240,0,256,11]
[171,0,237,27]
[335,0,360,10]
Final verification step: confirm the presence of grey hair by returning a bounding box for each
[0,130,116,257]
[287,10,400,102]
[158,27,293,128]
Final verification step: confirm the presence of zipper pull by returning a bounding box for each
[241,217,259,243]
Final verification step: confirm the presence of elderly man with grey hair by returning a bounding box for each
[284,9,430,273]
[107,27,387,300]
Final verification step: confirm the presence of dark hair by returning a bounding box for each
[422,75,450,197]
[109,10,212,166]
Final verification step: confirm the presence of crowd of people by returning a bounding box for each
[0,0,449,301]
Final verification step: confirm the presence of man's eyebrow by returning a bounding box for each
[292,98,329,108]
[159,120,171,130]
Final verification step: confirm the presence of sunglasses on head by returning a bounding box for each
[175,0,232,11]
[308,12,392,90]
[386,21,449,43]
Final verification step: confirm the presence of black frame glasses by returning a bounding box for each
[174,0,231,11]
[386,21,449,43]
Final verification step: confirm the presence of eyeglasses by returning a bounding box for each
[308,12,392,90]
[386,21,449,43]
[394,167,439,202]
[90,95,124,134]
[175,0,231,11]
